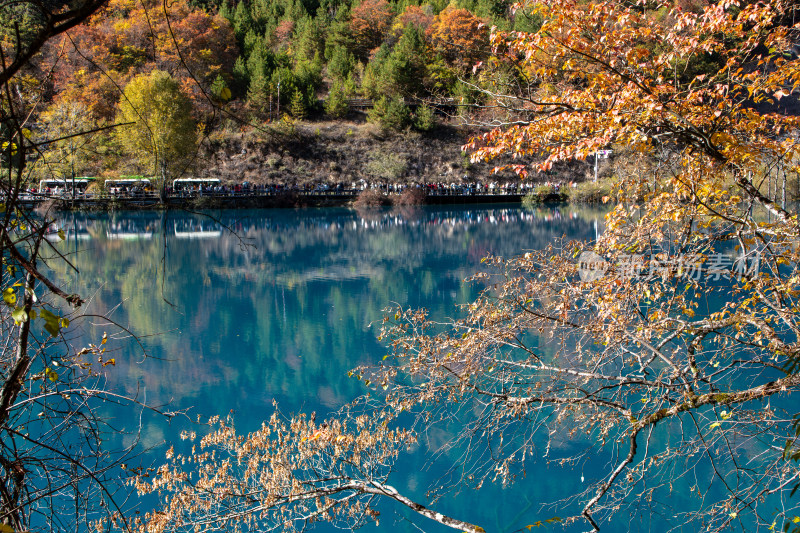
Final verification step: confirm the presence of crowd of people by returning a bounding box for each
[30,179,579,201]
[150,180,575,198]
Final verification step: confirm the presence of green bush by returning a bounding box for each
[521,184,566,208]
[368,96,411,130]
[366,151,408,180]
[413,104,436,132]
[325,83,349,118]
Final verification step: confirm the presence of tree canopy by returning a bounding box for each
[116,69,198,189]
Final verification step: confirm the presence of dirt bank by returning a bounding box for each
[197,119,601,187]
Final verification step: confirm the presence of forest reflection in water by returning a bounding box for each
[47,204,610,533]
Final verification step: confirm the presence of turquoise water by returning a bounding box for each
[47,205,644,532]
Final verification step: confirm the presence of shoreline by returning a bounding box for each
[30,191,575,211]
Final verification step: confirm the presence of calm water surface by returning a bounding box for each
[48,205,669,533]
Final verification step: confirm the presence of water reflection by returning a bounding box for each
[47,205,609,533]
[52,205,598,242]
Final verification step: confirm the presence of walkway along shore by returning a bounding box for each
[22,189,570,211]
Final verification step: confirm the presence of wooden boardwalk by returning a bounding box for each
[23,190,526,210]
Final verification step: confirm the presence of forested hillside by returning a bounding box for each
[6,0,554,186]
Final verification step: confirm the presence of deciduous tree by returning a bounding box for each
[394,4,433,35]
[1,4,173,532]
[43,0,237,121]
[349,0,394,59]
[116,70,198,198]
[33,99,97,192]
[427,6,488,72]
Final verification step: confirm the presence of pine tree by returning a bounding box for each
[232,56,250,95]
[413,103,435,131]
[368,96,411,130]
[232,1,253,44]
[289,87,306,118]
[385,24,428,96]
[325,82,349,117]
[327,45,355,81]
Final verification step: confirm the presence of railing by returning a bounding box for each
[23,185,535,204]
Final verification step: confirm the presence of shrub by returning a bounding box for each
[521,184,565,208]
[567,179,615,203]
[395,186,426,205]
[365,151,408,181]
[353,189,391,207]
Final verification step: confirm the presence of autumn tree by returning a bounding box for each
[427,6,488,72]
[44,0,237,121]
[393,4,433,36]
[33,99,98,195]
[349,0,394,59]
[130,407,485,533]
[274,18,295,49]
[128,0,800,531]
[116,70,198,198]
[1,2,174,533]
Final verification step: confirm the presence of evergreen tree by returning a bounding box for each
[343,72,358,96]
[360,43,390,98]
[324,5,354,53]
[243,29,261,56]
[368,95,411,130]
[219,0,232,22]
[294,56,322,104]
[289,87,307,118]
[232,56,250,95]
[232,1,253,44]
[251,0,278,28]
[327,44,355,81]
[293,17,324,62]
[247,73,270,112]
[384,24,428,96]
[210,74,232,102]
[324,82,349,117]
[412,103,435,131]
[270,65,297,116]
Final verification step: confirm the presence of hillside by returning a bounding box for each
[197,118,598,187]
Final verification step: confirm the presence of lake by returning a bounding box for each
[47,204,666,533]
